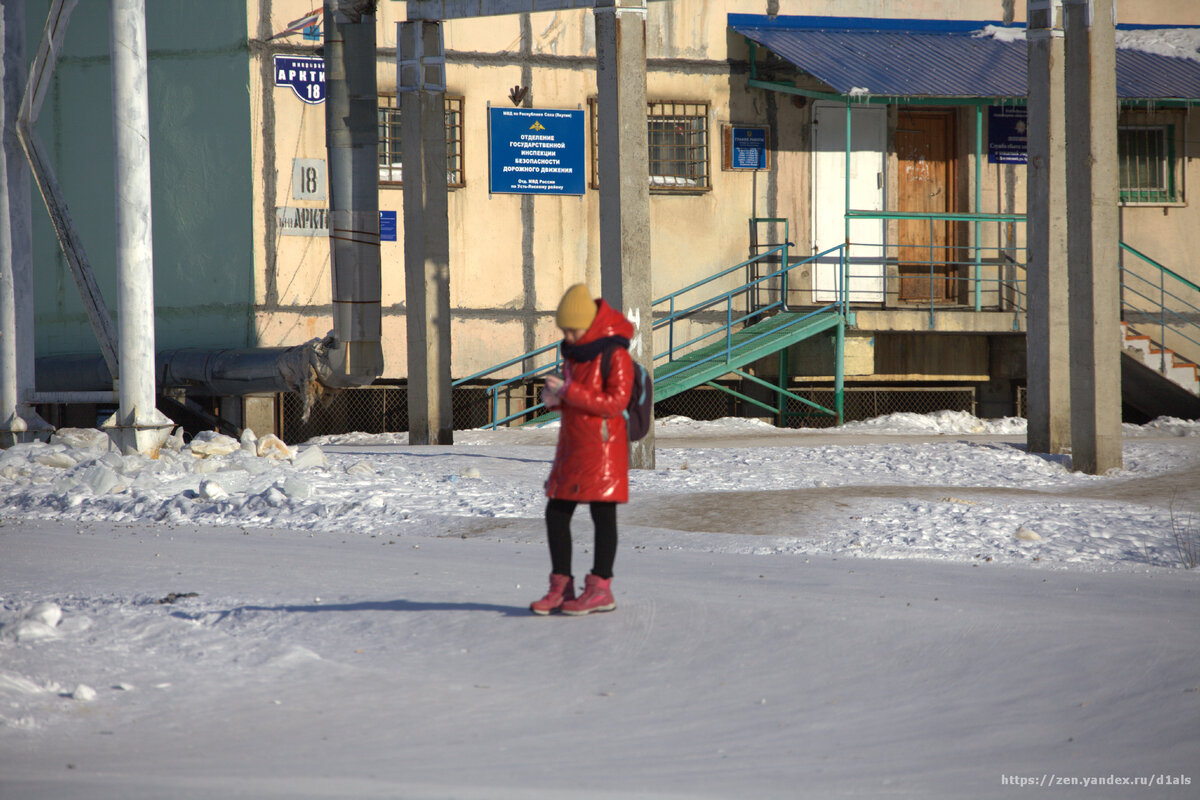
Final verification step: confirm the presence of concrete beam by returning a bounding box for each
[1064,0,1122,474]
[406,0,653,21]
[1025,1,1072,455]
[399,19,453,445]
[595,0,653,467]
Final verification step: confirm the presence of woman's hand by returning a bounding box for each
[543,374,564,408]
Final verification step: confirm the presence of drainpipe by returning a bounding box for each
[319,0,384,387]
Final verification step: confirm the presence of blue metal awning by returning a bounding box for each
[729,14,1200,102]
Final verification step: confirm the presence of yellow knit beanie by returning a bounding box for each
[555,283,597,330]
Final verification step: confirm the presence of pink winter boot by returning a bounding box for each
[561,574,615,616]
[530,573,575,615]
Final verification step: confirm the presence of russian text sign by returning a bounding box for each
[988,106,1027,164]
[489,107,585,195]
[274,55,325,104]
[724,125,769,170]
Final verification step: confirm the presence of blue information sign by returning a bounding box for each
[729,126,769,170]
[379,210,397,242]
[489,108,585,195]
[273,55,325,104]
[988,106,1027,164]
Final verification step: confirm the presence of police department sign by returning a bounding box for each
[489,108,585,195]
[274,55,325,104]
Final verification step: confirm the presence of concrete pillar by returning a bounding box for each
[398,20,453,445]
[1025,0,1072,455]
[1064,0,1122,473]
[323,1,384,385]
[102,0,172,455]
[595,0,653,468]
[1,0,50,446]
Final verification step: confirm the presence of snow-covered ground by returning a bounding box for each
[1,413,1198,798]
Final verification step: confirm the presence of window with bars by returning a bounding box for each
[1118,124,1177,204]
[589,99,711,192]
[377,95,464,188]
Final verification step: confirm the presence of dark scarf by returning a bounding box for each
[562,335,630,365]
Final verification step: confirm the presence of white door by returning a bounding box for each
[812,103,886,303]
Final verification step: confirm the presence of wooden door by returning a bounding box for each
[896,110,959,303]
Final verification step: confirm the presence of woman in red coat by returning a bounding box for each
[530,284,634,616]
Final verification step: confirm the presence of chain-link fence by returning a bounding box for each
[281,381,981,443]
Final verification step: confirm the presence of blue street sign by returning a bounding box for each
[489,107,585,195]
[273,55,325,104]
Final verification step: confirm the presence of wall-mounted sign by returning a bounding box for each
[380,210,397,242]
[489,107,585,195]
[292,158,326,202]
[723,125,770,171]
[277,206,329,236]
[988,106,1027,164]
[274,55,325,104]
[276,208,396,239]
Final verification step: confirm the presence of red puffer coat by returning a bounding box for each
[545,299,635,503]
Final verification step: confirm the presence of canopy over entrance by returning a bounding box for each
[729,14,1200,103]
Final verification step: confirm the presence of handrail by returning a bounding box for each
[1120,242,1200,294]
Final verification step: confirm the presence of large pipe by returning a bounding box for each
[36,344,322,397]
[321,0,384,387]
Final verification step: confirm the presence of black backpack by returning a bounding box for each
[601,347,653,441]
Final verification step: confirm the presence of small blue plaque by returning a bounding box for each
[379,210,397,242]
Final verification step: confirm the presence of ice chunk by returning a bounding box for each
[292,445,328,470]
[51,428,110,450]
[282,476,312,500]
[160,427,185,452]
[199,480,228,500]
[80,463,120,495]
[257,434,294,460]
[346,460,375,476]
[188,431,240,458]
[71,684,97,702]
[25,601,62,628]
[240,428,258,453]
[35,451,77,469]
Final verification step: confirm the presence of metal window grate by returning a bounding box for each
[1119,125,1175,203]
[588,98,711,192]
[648,101,710,190]
[377,95,465,188]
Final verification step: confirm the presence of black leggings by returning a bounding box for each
[545,499,617,580]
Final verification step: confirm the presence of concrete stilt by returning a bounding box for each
[0,0,51,447]
[102,0,172,455]
[595,0,653,468]
[399,19,453,445]
[1064,0,1122,474]
[1024,0,1072,455]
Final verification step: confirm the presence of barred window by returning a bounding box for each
[378,95,464,188]
[588,98,711,192]
[1118,124,1177,204]
[648,101,710,190]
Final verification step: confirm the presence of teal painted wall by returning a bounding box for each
[27,0,253,356]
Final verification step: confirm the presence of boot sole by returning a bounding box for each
[562,602,616,616]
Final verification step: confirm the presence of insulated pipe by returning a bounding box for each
[105,0,171,453]
[111,0,154,418]
[36,346,315,397]
[321,0,383,386]
[0,8,16,429]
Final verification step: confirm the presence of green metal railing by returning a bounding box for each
[1119,242,1200,372]
[843,210,1028,324]
[453,241,850,429]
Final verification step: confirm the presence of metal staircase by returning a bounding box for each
[453,236,850,429]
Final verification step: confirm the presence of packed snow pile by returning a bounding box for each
[0,414,1198,569]
[974,24,1200,64]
